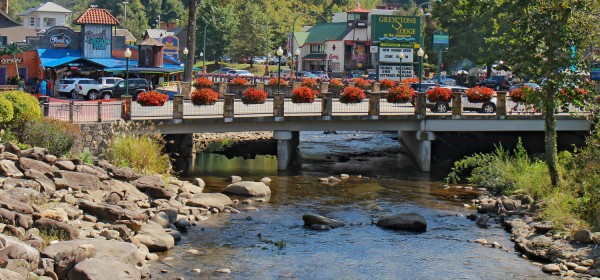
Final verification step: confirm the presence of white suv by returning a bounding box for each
[58,78,100,99]
[98,77,123,89]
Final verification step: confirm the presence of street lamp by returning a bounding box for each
[276,46,284,92]
[124,47,131,96]
[294,48,300,76]
[399,51,404,82]
[183,47,189,81]
[199,52,204,73]
[417,48,425,92]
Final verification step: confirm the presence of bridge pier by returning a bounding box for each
[273,130,299,170]
[164,133,195,161]
[398,131,436,172]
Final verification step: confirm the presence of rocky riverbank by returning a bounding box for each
[464,187,600,279]
[0,143,272,280]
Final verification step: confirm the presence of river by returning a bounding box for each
[156,131,554,279]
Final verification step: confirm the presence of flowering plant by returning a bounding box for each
[466,86,495,102]
[353,78,371,89]
[193,77,214,89]
[426,87,452,102]
[400,77,419,86]
[558,87,589,103]
[241,88,267,104]
[379,79,396,89]
[301,78,317,88]
[291,86,318,103]
[191,88,219,105]
[329,78,344,88]
[509,87,531,103]
[268,77,287,87]
[136,91,169,106]
[339,86,366,104]
[230,77,249,86]
[385,85,415,103]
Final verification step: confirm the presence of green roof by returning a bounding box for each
[294,32,309,46]
[304,22,350,44]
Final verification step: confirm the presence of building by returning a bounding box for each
[17,2,71,32]
[115,29,137,45]
[143,22,187,62]
[0,6,37,45]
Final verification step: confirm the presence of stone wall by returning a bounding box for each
[78,123,114,155]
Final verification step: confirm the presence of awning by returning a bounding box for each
[302,53,327,61]
[38,49,120,68]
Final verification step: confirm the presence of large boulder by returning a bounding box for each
[52,244,97,279]
[17,157,56,174]
[0,269,24,280]
[75,165,110,181]
[1,188,45,205]
[0,196,34,214]
[19,147,47,160]
[131,221,175,252]
[1,178,41,192]
[100,180,148,203]
[33,218,79,240]
[54,161,76,171]
[78,201,148,223]
[54,171,101,191]
[0,160,23,177]
[132,175,173,199]
[0,234,40,271]
[185,193,233,211]
[109,167,139,181]
[223,181,271,197]
[69,258,141,280]
[376,213,427,232]
[302,214,345,229]
[24,169,55,194]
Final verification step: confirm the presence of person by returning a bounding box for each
[46,80,53,95]
[34,80,41,94]
[40,79,47,96]
[17,78,24,91]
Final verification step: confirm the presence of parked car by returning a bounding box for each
[425,85,497,113]
[228,69,254,77]
[429,75,457,86]
[213,68,236,75]
[297,71,319,79]
[98,77,123,89]
[311,71,329,80]
[253,56,267,64]
[410,82,437,93]
[58,78,99,99]
[509,82,540,91]
[481,75,512,91]
[75,79,103,100]
[99,78,152,100]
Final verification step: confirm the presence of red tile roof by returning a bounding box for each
[74,8,120,25]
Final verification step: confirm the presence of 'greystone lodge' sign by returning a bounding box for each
[371,15,421,46]
[82,24,112,59]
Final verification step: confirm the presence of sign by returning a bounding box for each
[433,30,449,50]
[352,45,365,60]
[0,57,23,65]
[370,46,378,53]
[378,65,414,81]
[161,35,179,60]
[83,24,112,59]
[50,34,71,48]
[591,63,600,81]
[371,15,420,43]
[85,30,110,50]
[379,47,413,63]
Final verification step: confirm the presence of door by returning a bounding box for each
[113,81,126,97]
[0,68,6,85]
[18,68,27,80]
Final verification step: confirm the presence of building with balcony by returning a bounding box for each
[17,2,71,32]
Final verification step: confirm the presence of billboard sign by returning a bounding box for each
[162,35,179,60]
[371,15,420,44]
[378,65,414,81]
[379,47,413,63]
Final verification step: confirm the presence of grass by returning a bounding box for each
[38,228,72,246]
[104,134,172,176]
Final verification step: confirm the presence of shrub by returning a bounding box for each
[230,77,249,86]
[241,88,267,104]
[191,88,219,105]
[136,91,168,106]
[105,134,171,176]
[339,86,366,104]
[268,77,287,87]
[193,77,214,89]
[1,90,41,123]
[291,86,318,103]
[386,85,415,103]
[379,79,396,89]
[466,86,495,102]
[353,78,370,89]
[21,117,81,156]
[301,78,317,88]
[0,97,14,124]
[426,87,452,102]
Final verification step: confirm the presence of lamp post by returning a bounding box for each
[399,51,404,82]
[417,48,425,91]
[294,48,300,76]
[199,52,204,73]
[183,47,189,81]
[124,47,131,96]
[276,46,283,92]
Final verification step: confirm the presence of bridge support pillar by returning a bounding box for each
[398,131,435,172]
[164,133,195,167]
[273,130,299,170]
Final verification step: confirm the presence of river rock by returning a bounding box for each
[174,218,191,231]
[109,167,139,181]
[3,142,20,155]
[43,154,57,165]
[223,181,271,197]
[542,263,560,273]
[180,182,203,194]
[131,221,175,252]
[1,152,18,161]
[75,165,110,181]
[0,160,23,177]
[185,193,233,211]
[310,224,332,231]
[33,218,79,240]
[3,188,45,206]
[0,196,34,214]
[132,175,173,199]
[0,268,24,280]
[193,178,205,188]
[302,214,345,229]
[150,212,170,228]
[78,201,148,223]
[68,258,141,280]
[52,244,97,279]
[100,180,148,203]
[573,229,594,243]
[475,214,489,228]
[24,169,55,194]
[54,161,75,171]
[260,177,272,184]
[376,213,427,232]
[0,234,41,271]
[17,157,56,174]
[54,171,101,191]
[231,176,242,183]
[19,147,46,160]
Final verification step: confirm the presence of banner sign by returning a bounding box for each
[352,45,365,60]
[378,65,414,81]
[50,34,71,48]
[379,47,413,63]
[371,15,420,44]
[433,30,449,50]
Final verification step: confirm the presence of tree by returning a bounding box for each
[0,43,26,79]
[488,0,600,186]
[184,0,197,81]
[230,2,269,66]
[196,0,237,64]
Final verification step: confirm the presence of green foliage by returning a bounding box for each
[21,118,82,156]
[1,90,42,124]
[0,97,14,124]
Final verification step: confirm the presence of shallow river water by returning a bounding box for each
[157,132,555,280]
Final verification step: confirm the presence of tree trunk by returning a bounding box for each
[543,87,559,186]
[184,0,198,82]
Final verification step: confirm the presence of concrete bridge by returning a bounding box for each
[39,82,592,172]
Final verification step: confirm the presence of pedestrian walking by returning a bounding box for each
[34,80,40,94]
[40,80,47,96]
[17,78,24,91]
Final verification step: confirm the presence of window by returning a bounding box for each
[29,17,34,26]
[309,44,325,54]
[43,18,56,27]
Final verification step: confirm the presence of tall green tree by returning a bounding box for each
[196,0,236,63]
[0,43,26,79]
[230,2,269,66]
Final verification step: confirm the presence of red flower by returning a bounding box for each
[241,88,267,104]
[136,91,169,106]
[291,86,318,103]
[301,78,317,88]
[426,87,452,102]
[386,85,415,103]
[509,86,533,103]
[379,79,396,89]
[230,77,249,86]
[193,77,214,89]
[466,86,495,102]
[268,77,288,86]
[400,77,419,86]
[353,78,371,89]
[191,88,219,105]
[329,78,344,88]
[339,86,366,104]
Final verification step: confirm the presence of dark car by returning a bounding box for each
[99,78,151,100]
[481,76,512,91]
[410,82,437,93]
